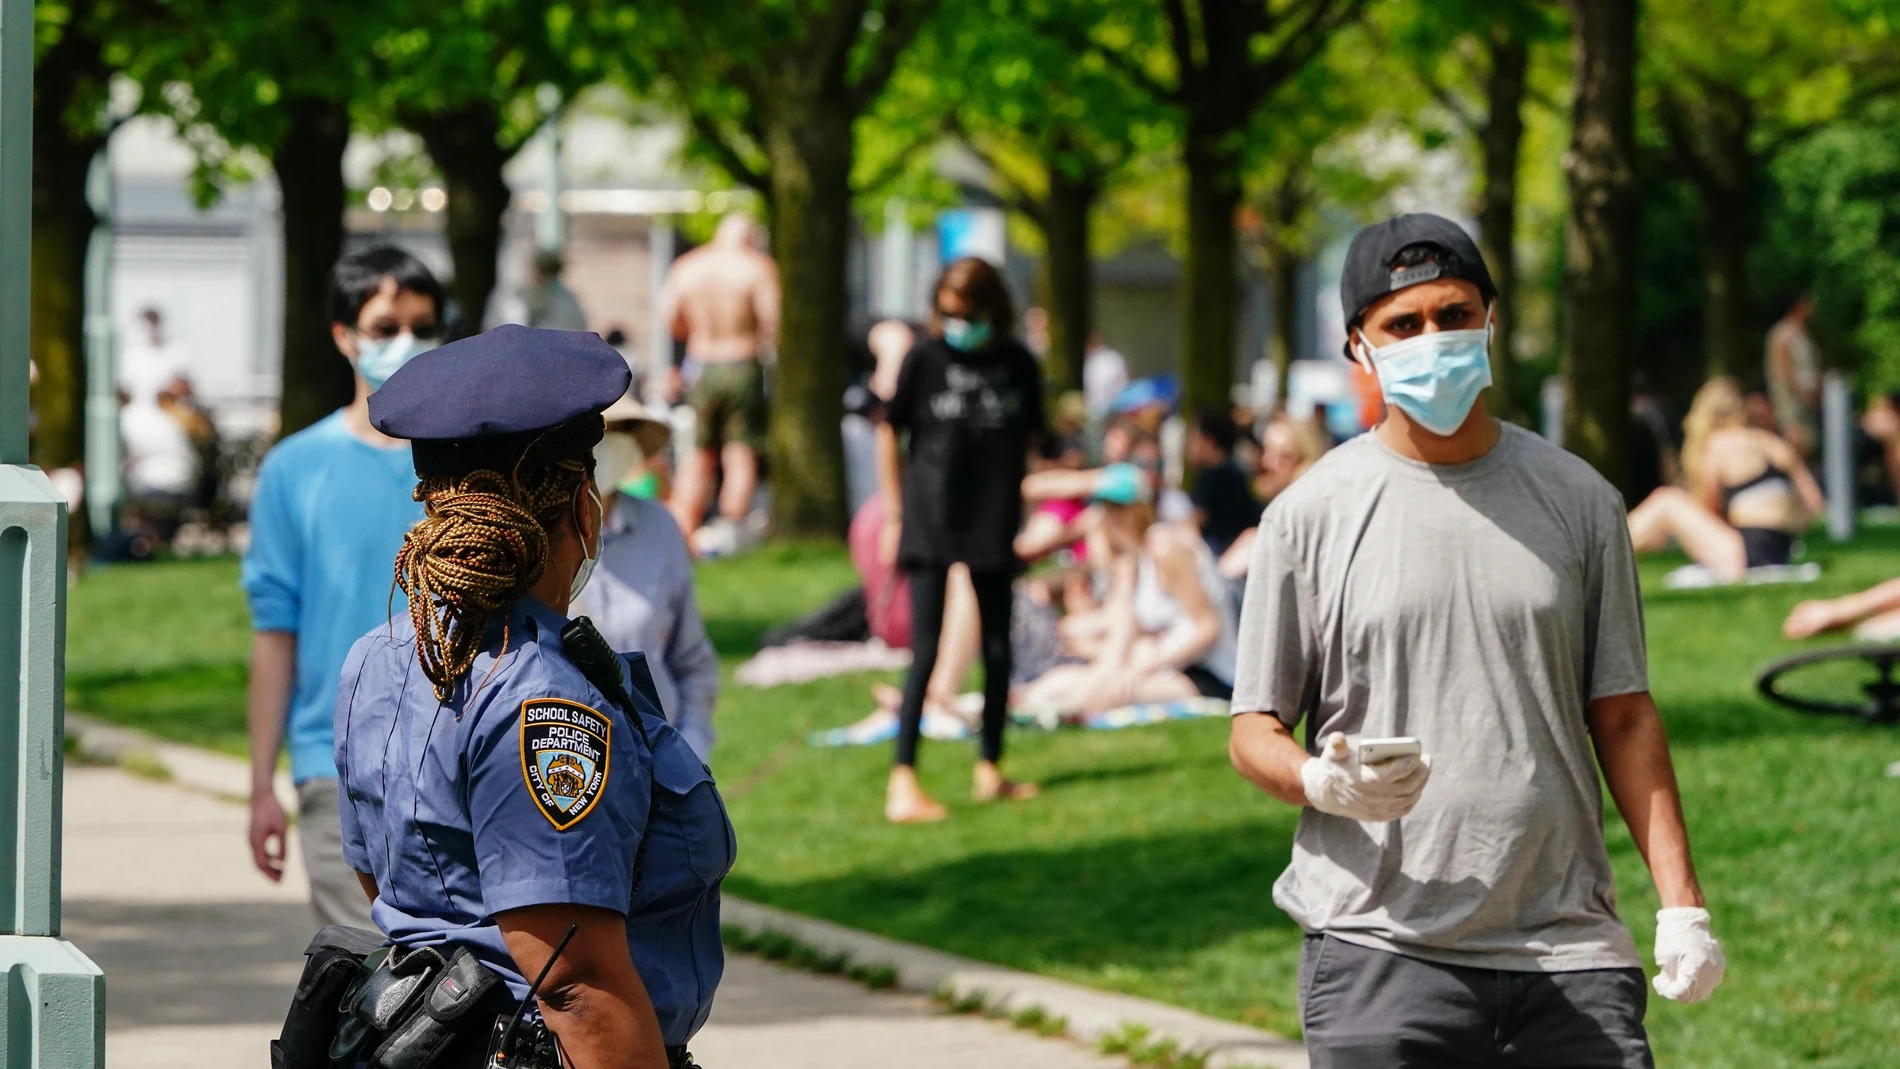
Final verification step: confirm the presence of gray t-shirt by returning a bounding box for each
[1233,424,1648,972]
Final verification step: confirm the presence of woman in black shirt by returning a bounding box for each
[876,257,1045,823]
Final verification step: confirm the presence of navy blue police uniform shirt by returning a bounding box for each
[334,594,735,1046]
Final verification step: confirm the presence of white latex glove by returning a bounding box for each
[1652,907,1726,1003]
[1299,732,1432,823]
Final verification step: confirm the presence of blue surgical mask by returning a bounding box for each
[942,317,993,353]
[356,332,439,391]
[1355,321,1493,436]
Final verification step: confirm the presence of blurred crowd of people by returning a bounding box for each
[794,258,1343,821]
[1620,290,1900,584]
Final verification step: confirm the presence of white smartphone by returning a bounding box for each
[1357,736,1422,765]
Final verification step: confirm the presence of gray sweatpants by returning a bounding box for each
[297,778,376,932]
[1300,935,1654,1069]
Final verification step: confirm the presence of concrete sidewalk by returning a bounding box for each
[60,765,1129,1069]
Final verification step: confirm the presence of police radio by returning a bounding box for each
[485,924,578,1069]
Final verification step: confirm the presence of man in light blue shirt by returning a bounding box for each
[242,246,442,928]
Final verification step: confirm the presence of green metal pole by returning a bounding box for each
[0,0,108,1063]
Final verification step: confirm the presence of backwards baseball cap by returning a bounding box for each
[1338,213,1497,336]
[1089,462,1154,507]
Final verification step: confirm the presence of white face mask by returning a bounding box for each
[356,332,439,391]
[1352,310,1496,437]
[569,484,604,605]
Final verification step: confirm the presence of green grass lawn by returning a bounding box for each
[66,535,1900,1067]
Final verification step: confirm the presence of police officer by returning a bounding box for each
[333,324,735,1069]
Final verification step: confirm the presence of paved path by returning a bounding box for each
[60,765,1126,1069]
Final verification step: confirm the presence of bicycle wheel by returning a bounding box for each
[1755,644,1900,724]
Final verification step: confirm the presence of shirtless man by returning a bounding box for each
[661,212,780,541]
[1766,292,1820,456]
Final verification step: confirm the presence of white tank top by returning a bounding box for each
[1132,541,1239,686]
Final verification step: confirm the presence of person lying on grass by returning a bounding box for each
[1784,575,1900,640]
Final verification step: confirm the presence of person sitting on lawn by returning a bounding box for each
[1015,469,1237,717]
[1187,407,1260,558]
[1217,414,1332,582]
[1627,376,1823,581]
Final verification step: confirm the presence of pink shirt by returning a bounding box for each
[848,495,912,649]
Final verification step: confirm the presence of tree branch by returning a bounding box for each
[814,0,874,98]
[687,110,771,192]
[1761,69,1900,156]
[854,112,952,197]
[1248,0,1369,102]
[1161,0,1199,95]
[1023,7,1179,106]
[1363,23,1479,134]
[1651,87,1705,179]
[952,129,1047,224]
[847,0,941,114]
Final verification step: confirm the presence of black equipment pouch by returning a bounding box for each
[372,948,508,1069]
[271,925,384,1069]
[330,944,447,1062]
[359,945,449,1031]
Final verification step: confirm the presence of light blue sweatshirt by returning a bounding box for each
[241,411,421,783]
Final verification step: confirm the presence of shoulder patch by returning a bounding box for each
[519,698,611,830]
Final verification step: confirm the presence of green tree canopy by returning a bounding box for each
[1761,101,1900,391]
[871,0,1171,391]
[128,0,389,433]
[1642,0,1900,379]
[1038,0,1369,421]
[636,0,942,537]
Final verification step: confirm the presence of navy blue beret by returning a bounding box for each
[369,324,631,477]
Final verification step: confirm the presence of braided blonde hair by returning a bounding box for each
[395,455,592,701]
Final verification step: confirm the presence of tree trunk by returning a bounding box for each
[1562,0,1638,498]
[1699,193,1754,380]
[1260,165,1312,414]
[1038,164,1097,397]
[407,102,513,340]
[762,104,852,538]
[1478,27,1527,422]
[273,97,352,437]
[1181,129,1242,424]
[1683,89,1756,380]
[1264,241,1299,412]
[28,27,105,472]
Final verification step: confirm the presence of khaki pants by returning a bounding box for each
[297,777,376,932]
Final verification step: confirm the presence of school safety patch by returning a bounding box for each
[520,698,611,830]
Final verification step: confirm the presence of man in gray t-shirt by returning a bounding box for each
[1230,214,1726,1069]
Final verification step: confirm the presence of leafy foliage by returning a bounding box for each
[1762,102,1900,391]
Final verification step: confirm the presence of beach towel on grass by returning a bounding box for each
[735,640,912,688]
[1661,561,1821,591]
[807,696,1231,747]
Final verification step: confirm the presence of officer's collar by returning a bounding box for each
[511,594,575,641]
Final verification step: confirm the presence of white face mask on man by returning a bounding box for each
[1352,310,1495,437]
